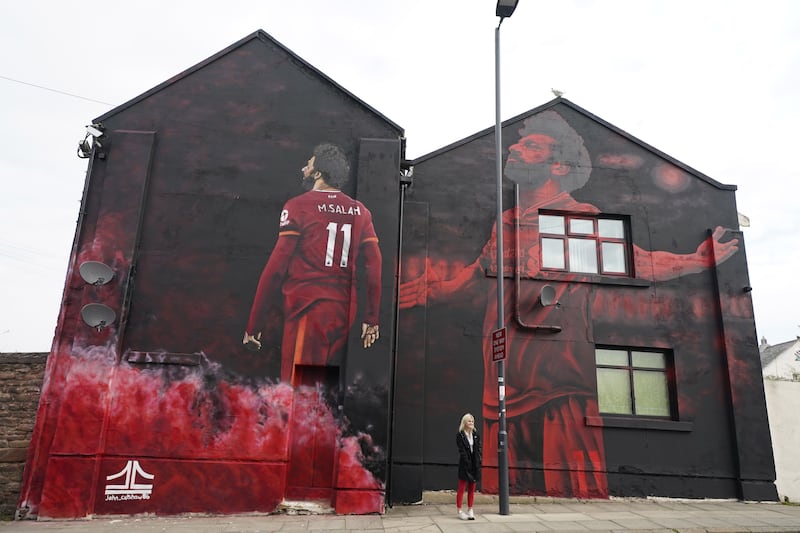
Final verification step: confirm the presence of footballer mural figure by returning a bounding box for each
[243,142,383,501]
[244,142,382,384]
[400,111,739,498]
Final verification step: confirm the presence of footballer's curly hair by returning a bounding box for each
[313,143,351,189]
[506,111,592,192]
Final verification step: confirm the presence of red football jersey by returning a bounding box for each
[280,189,378,316]
[246,189,381,334]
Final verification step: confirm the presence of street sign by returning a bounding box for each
[492,327,506,362]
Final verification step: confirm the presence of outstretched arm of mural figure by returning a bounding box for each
[398,257,483,309]
[361,240,382,348]
[243,235,297,349]
[634,226,739,282]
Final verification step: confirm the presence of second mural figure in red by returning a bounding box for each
[400,111,738,498]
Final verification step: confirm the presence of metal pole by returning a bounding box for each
[495,21,510,516]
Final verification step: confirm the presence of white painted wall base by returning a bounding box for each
[764,379,800,503]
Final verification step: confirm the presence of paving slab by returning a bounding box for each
[2,497,800,532]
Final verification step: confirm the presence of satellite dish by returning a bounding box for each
[80,303,116,331]
[79,261,114,286]
[540,285,557,307]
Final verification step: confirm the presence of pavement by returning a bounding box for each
[2,492,800,532]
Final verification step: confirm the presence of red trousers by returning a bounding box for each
[456,479,476,509]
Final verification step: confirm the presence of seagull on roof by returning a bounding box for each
[551,88,564,97]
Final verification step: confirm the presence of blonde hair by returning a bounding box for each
[458,413,475,433]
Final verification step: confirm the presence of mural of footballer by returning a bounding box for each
[400,111,739,498]
[244,143,382,385]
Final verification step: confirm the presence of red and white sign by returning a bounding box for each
[491,327,506,362]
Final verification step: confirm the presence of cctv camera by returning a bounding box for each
[85,124,104,138]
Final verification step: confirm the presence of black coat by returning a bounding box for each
[456,430,482,483]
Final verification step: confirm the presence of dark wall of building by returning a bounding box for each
[391,101,776,502]
[19,31,776,519]
[18,32,403,519]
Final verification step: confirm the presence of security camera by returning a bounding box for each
[400,161,414,185]
[85,124,104,138]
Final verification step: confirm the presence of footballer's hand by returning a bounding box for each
[398,274,427,309]
[361,323,380,348]
[243,331,262,351]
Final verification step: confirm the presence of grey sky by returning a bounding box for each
[1,0,798,351]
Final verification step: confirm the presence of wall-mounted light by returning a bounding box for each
[80,303,116,332]
[79,261,115,286]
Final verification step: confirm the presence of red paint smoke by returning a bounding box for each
[40,342,383,516]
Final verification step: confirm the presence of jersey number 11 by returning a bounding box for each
[325,222,352,268]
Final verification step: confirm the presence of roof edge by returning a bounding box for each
[93,29,404,136]
[408,98,563,165]
[558,98,734,191]
[410,97,735,191]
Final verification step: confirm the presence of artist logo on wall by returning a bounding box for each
[104,460,155,501]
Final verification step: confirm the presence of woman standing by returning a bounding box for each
[456,413,482,520]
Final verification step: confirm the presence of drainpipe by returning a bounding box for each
[513,184,561,332]
[385,158,413,508]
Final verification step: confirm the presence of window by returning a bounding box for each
[540,213,629,275]
[595,347,673,418]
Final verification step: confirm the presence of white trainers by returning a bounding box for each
[458,510,469,521]
[467,508,475,520]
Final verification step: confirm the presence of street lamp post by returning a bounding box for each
[494,0,519,517]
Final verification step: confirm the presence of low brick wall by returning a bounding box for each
[0,353,47,519]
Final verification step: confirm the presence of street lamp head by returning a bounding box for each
[496,0,519,18]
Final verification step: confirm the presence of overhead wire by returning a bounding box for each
[0,239,66,273]
[0,74,114,106]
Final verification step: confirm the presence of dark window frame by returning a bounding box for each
[539,211,632,277]
[594,346,678,421]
